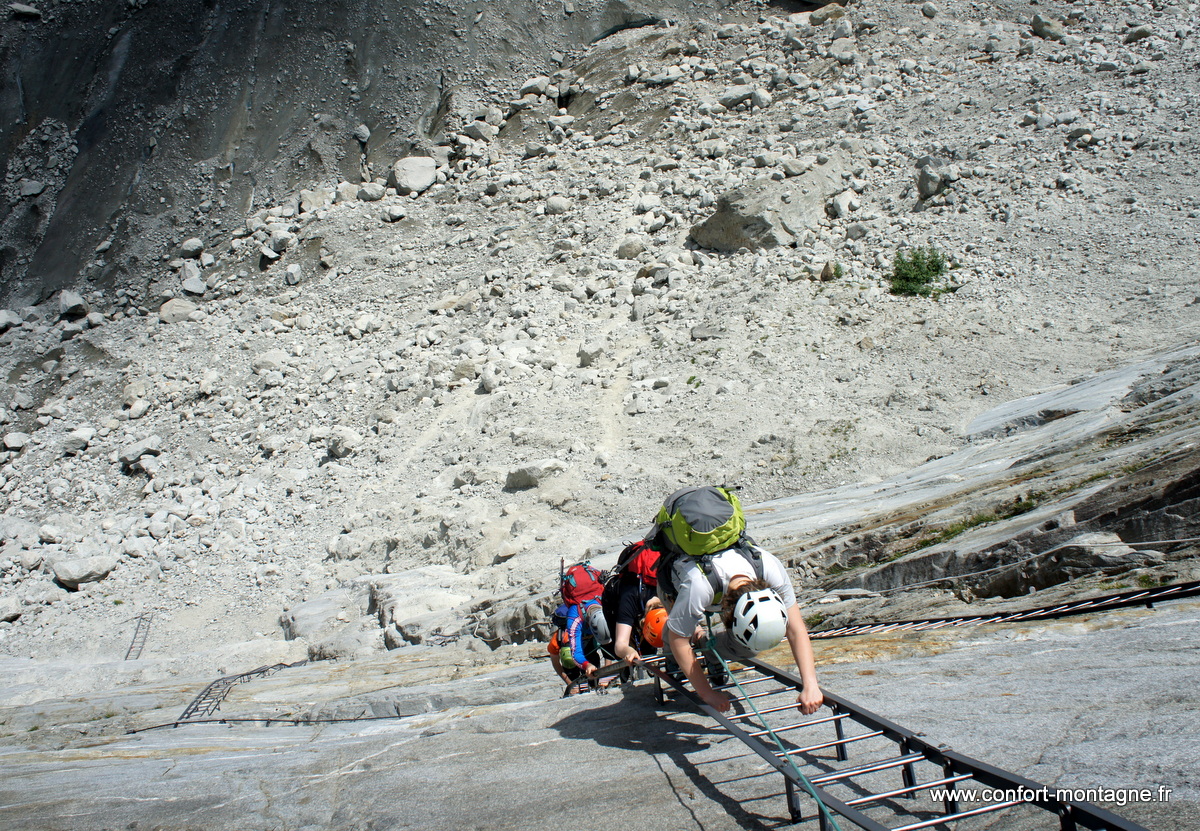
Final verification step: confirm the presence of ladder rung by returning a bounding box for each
[717,675,775,690]
[747,713,849,737]
[809,753,926,785]
[775,729,885,756]
[729,704,839,723]
[729,687,792,703]
[844,774,974,807]
[890,799,1026,831]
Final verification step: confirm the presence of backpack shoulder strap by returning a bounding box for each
[734,537,766,580]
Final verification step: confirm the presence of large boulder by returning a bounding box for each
[0,595,20,622]
[159,298,197,324]
[388,156,437,195]
[280,587,363,640]
[52,555,118,589]
[58,290,89,319]
[690,156,847,251]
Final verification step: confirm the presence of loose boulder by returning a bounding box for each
[504,459,566,490]
[159,298,197,323]
[0,595,20,622]
[690,159,846,252]
[52,555,118,589]
[389,157,437,195]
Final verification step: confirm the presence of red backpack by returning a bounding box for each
[561,562,606,606]
[616,539,660,587]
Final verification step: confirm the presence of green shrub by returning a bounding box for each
[890,246,947,296]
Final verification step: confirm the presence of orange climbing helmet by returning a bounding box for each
[642,607,668,648]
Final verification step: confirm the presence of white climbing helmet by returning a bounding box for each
[730,588,788,653]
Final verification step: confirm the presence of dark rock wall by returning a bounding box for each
[0,0,740,305]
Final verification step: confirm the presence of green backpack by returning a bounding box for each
[653,486,759,604]
[655,485,746,557]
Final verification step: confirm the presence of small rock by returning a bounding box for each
[18,179,45,197]
[1031,13,1066,41]
[921,2,937,19]
[545,195,572,215]
[809,4,844,25]
[299,187,334,213]
[358,182,386,202]
[178,238,204,258]
[118,436,162,466]
[252,349,289,374]
[3,432,31,451]
[750,88,773,109]
[1124,25,1155,44]
[0,309,22,332]
[829,189,858,218]
[284,264,303,286]
[505,459,566,490]
[352,124,371,144]
[62,427,96,454]
[181,276,207,295]
[383,205,407,222]
[9,3,42,19]
[917,166,944,199]
[159,298,198,324]
[718,85,754,109]
[0,595,20,622]
[327,426,363,459]
[617,237,647,259]
[58,290,89,319]
[462,121,499,142]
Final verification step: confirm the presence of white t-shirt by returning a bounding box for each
[665,547,797,638]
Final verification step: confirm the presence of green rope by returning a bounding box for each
[702,613,844,831]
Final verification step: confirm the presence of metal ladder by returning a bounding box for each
[177,662,305,723]
[643,655,1147,830]
[124,612,153,660]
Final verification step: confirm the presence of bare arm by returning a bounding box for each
[549,651,571,685]
[785,604,824,715]
[668,628,730,712]
[613,622,639,663]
